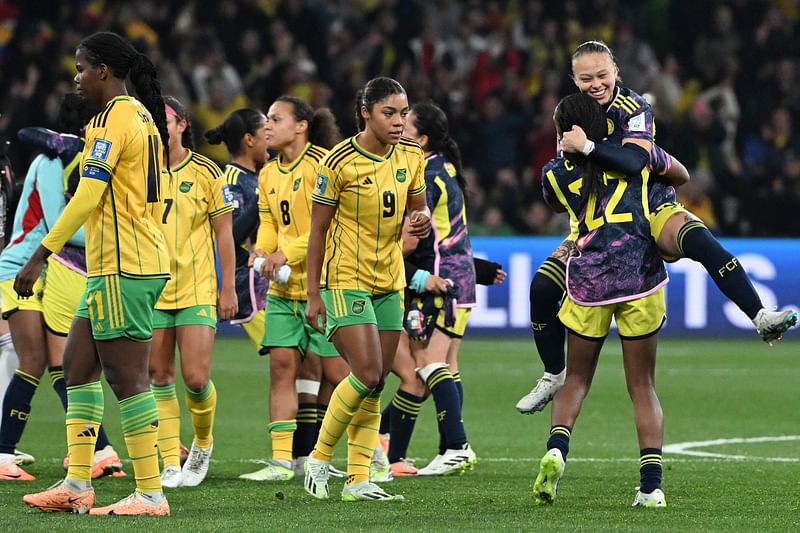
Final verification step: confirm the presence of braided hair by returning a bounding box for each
[78,32,169,163]
[554,93,608,206]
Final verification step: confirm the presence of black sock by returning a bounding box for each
[546,425,571,460]
[379,399,393,435]
[425,367,466,450]
[48,366,68,410]
[530,259,567,374]
[678,222,762,319]
[0,370,39,454]
[315,403,327,440]
[387,389,425,463]
[292,403,318,458]
[639,448,663,493]
[452,371,464,409]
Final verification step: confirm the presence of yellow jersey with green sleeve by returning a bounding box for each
[156,150,234,309]
[257,142,326,300]
[76,95,169,278]
[312,135,426,294]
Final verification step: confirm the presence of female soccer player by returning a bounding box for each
[239,95,350,482]
[303,77,430,501]
[16,31,172,516]
[395,102,477,476]
[149,96,237,488]
[532,92,668,507]
[205,108,269,346]
[0,121,122,481]
[517,40,797,415]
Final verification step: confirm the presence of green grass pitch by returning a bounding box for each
[0,337,798,531]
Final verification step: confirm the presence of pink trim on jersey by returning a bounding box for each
[565,257,669,307]
[51,253,87,276]
[230,268,259,325]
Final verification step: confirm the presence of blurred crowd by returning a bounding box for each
[1,0,798,236]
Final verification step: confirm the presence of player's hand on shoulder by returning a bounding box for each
[560,126,588,154]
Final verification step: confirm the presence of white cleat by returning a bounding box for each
[239,459,295,481]
[370,445,393,482]
[753,309,798,345]
[632,487,667,508]
[304,457,330,499]
[341,481,404,502]
[160,464,182,488]
[292,456,308,478]
[180,441,212,487]
[14,449,35,465]
[328,464,347,478]
[417,445,472,476]
[463,444,478,470]
[515,370,566,414]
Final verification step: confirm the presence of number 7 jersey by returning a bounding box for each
[313,135,426,294]
[80,96,169,278]
[542,158,667,305]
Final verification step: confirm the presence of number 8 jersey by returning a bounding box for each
[79,96,169,278]
[542,158,667,306]
[312,135,426,294]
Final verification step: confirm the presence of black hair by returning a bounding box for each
[553,93,607,206]
[162,95,195,150]
[78,32,169,165]
[204,108,265,156]
[274,95,342,149]
[354,77,406,131]
[58,92,102,136]
[410,101,467,201]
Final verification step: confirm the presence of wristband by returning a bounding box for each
[581,139,595,156]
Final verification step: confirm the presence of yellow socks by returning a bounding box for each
[311,373,370,462]
[151,383,181,468]
[346,391,381,485]
[119,391,161,493]
[185,381,217,448]
[268,420,297,463]
[65,382,104,482]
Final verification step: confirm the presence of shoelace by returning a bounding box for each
[187,449,209,471]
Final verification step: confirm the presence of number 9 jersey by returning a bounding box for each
[312,136,426,294]
[542,157,667,306]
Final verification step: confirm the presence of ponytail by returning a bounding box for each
[205,108,264,156]
[274,95,341,149]
[79,32,169,166]
[410,101,468,202]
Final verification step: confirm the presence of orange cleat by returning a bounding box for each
[63,446,126,479]
[390,458,419,477]
[0,457,35,481]
[23,481,95,513]
[89,491,170,516]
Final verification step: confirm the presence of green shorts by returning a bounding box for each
[75,275,166,342]
[321,289,403,340]
[153,305,217,329]
[261,295,338,356]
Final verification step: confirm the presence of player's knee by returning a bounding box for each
[183,372,209,393]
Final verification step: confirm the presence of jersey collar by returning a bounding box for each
[351,135,394,162]
[277,142,311,174]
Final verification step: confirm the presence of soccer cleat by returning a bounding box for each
[341,481,404,502]
[390,458,419,477]
[417,446,472,476]
[303,457,330,499]
[239,459,295,481]
[89,490,169,516]
[293,456,308,477]
[516,370,566,414]
[181,441,213,487]
[370,445,393,482]
[91,446,125,479]
[632,487,667,508]
[160,464,182,488]
[533,448,565,505]
[23,480,95,513]
[753,309,798,345]
[15,449,35,465]
[0,454,35,481]
[328,464,346,478]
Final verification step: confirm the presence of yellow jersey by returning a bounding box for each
[156,151,233,309]
[312,135,426,294]
[257,143,326,300]
[79,96,169,278]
